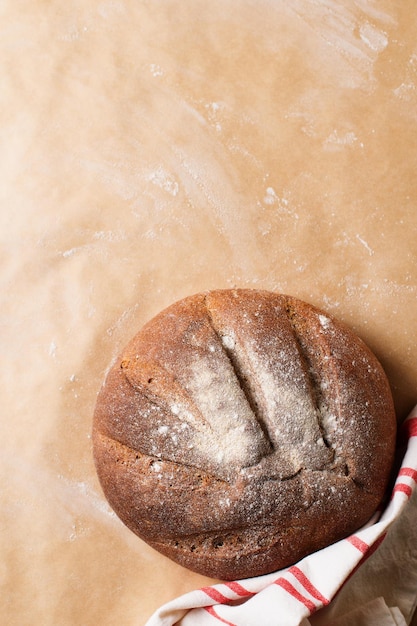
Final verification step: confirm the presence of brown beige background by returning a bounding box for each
[1,1,417,624]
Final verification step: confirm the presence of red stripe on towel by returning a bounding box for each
[392,483,413,499]
[201,587,230,604]
[346,535,369,554]
[204,605,237,626]
[224,581,255,598]
[288,566,330,606]
[398,467,417,482]
[403,417,417,438]
[274,578,316,613]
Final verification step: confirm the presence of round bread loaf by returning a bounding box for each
[93,289,397,580]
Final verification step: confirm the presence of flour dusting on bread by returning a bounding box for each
[93,289,396,580]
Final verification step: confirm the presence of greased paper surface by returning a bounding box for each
[1,1,417,624]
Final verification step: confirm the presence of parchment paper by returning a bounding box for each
[1,1,417,624]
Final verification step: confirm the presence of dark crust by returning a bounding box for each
[92,289,397,580]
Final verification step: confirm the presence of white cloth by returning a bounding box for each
[146,405,417,626]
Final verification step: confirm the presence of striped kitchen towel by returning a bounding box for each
[146,405,417,626]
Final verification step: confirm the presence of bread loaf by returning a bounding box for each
[92,289,397,580]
